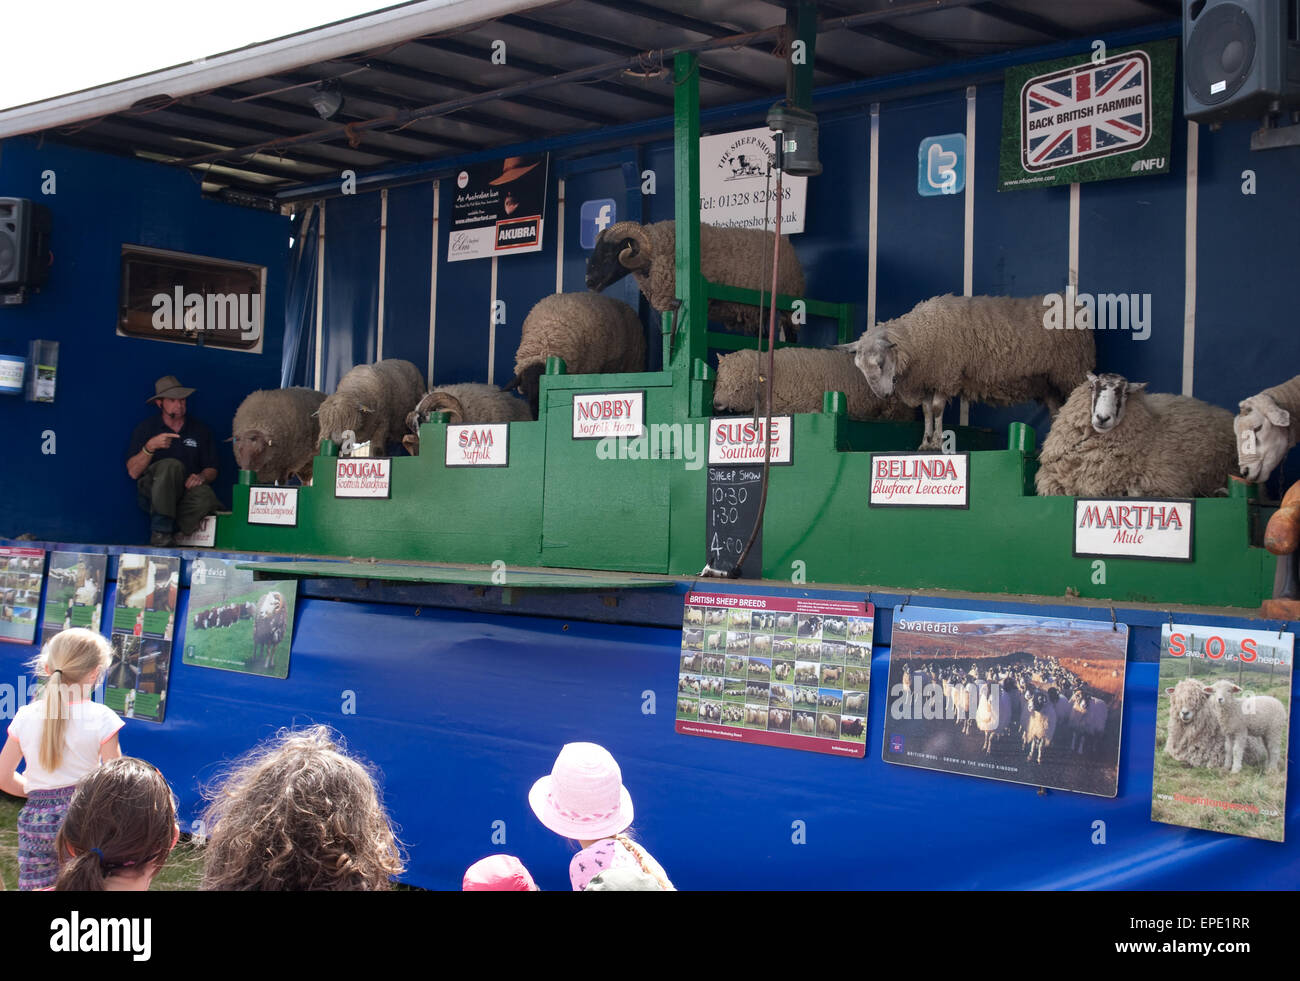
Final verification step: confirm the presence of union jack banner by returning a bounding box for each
[1019,51,1151,172]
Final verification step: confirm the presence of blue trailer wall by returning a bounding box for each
[0,136,290,544]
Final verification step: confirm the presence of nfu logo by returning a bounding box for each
[1130,157,1166,172]
[151,287,261,341]
[580,198,616,249]
[1042,287,1152,341]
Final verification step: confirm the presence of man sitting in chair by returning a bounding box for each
[126,375,222,546]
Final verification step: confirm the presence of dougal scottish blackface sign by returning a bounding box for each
[999,40,1175,191]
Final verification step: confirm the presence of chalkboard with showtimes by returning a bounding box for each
[705,466,763,578]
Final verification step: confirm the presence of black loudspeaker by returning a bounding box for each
[0,198,53,290]
[1184,0,1300,121]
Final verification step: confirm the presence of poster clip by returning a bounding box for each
[1280,621,1288,639]
[899,594,912,613]
[1167,611,1174,630]
[1109,606,1117,631]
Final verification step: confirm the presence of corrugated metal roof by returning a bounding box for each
[0,0,1181,207]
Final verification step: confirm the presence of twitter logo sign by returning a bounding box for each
[580,199,617,249]
[918,134,966,197]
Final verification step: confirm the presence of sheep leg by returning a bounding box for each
[1266,734,1281,773]
[1229,736,1244,774]
[920,395,946,450]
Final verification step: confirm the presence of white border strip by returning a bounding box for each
[429,179,440,385]
[376,188,388,360]
[488,256,498,385]
[1069,181,1080,296]
[314,199,326,390]
[1182,120,1199,396]
[555,177,566,295]
[960,85,976,427]
[868,103,880,331]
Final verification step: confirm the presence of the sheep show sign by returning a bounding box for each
[699,127,807,233]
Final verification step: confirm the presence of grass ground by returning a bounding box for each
[0,792,203,891]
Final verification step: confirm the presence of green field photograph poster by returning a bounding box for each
[184,558,296,679]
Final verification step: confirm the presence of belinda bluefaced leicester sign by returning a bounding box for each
[446,423,509,467]
[1152,624,1292,843]
[869,453,969,508]
[334,458,392,498]
[884,606,1129,797]
[572,392,645,439]
[1073,499,1193,562]
[678,591,874,757]
[707,416,792,465]
[248,487,298,526]
[999,40,1175,191]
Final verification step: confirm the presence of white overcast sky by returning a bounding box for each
[0,0,403,110]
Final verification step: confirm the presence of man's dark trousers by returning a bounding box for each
[137,458,222,535]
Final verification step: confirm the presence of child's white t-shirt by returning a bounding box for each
[7,700,124,791]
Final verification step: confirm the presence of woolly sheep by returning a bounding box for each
[509,292,645,413]
[1163,679,1266,769]
[1024,691,1057,764]
[845,294,1095,450]
[317,359,426,457]
[1205,680,1288,773]
[1235,374,1300,483]
[1068,690,1108,755]
[231,387,327,485]
[586,220,806,340]
[685,607,704,625]
[1036,373,1238,498]
[713,348,914,421]
[817,714,839,735]
[251,591,288,671]
[401,383,531,455]
[795,712,816,733]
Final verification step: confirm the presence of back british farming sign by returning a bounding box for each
[999,40,1175,192]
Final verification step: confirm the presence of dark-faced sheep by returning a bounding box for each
[586,220,806,340]
[232,387,327,484]
[509,293,645,414]
[317,359,426,457]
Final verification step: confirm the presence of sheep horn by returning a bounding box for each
[608,222,651,272]
[419,392,466,426]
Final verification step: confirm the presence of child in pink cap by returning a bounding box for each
[462,854,538,891]
[529,742,674,891]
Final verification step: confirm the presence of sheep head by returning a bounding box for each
[586,222,651,291]
[315,397,371,448]
[1088,371,1146,434]
[1166,678,1211,725]
[1203,679,1243,721]
[1234,393,1290,483]
[416,391,467,427]
[850,327,902,398]
[231,429,271,473]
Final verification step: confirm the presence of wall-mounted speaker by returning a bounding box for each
[0,198,53,291]
[1184,0,1300,122]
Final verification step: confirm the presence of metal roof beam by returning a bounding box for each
[968,2,1072,41]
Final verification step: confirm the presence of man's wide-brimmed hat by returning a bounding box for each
[489,156,540,185]
[148,375,195,402]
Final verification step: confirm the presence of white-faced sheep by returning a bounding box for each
[975,683,1002,754]
[232,387,327,484]
[795,712,816,733]
[845,294,1095,450]
[844,691,867,713]
[1205,680,1288,773]
[817,714,839,735]
[401,383,532,455]
[685,607,704,625]
[1163,679,1268,770]
[1235,374,1300,483]
[1035,373,1238,498]
[317,359,426,457]
[509,292,645,414]
[713,348,914,421]
[586,220,806,340]
[250,591,288,671]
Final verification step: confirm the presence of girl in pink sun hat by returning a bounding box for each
[529,742,674,891]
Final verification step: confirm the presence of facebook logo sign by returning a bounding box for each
[917,134,966,197]
[580,199,616,249]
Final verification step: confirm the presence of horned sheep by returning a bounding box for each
[586,220,806,340]
[846,294,1095,450]
[1205,680,1288,773]
[1035,373,1238,498]
[510,292,645,414]
[316,359,426,457]
[232,387,327,484]
[1235,374,1300,483]
[401,383,531,455]
[713,348,914,421]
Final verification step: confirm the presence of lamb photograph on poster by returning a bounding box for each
[883,606,1128,797]
[1152,624,1292,843]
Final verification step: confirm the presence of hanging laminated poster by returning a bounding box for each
[882,606,1128,797]
[448,153,549,261]
[40,551,108,646]
[106,553,179,722]
[1152,624,1292,842]
[678,591,873,758]
[0,546,44,644]
[184,558,296,679]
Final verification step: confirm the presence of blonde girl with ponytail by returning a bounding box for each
[0,628,124,890]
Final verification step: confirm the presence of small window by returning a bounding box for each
[119,245,266,353]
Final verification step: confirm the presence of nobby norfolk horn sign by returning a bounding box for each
[1073,499,1193,561]
[572,392,644,439]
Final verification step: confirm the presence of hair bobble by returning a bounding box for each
[90,847,104,861]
